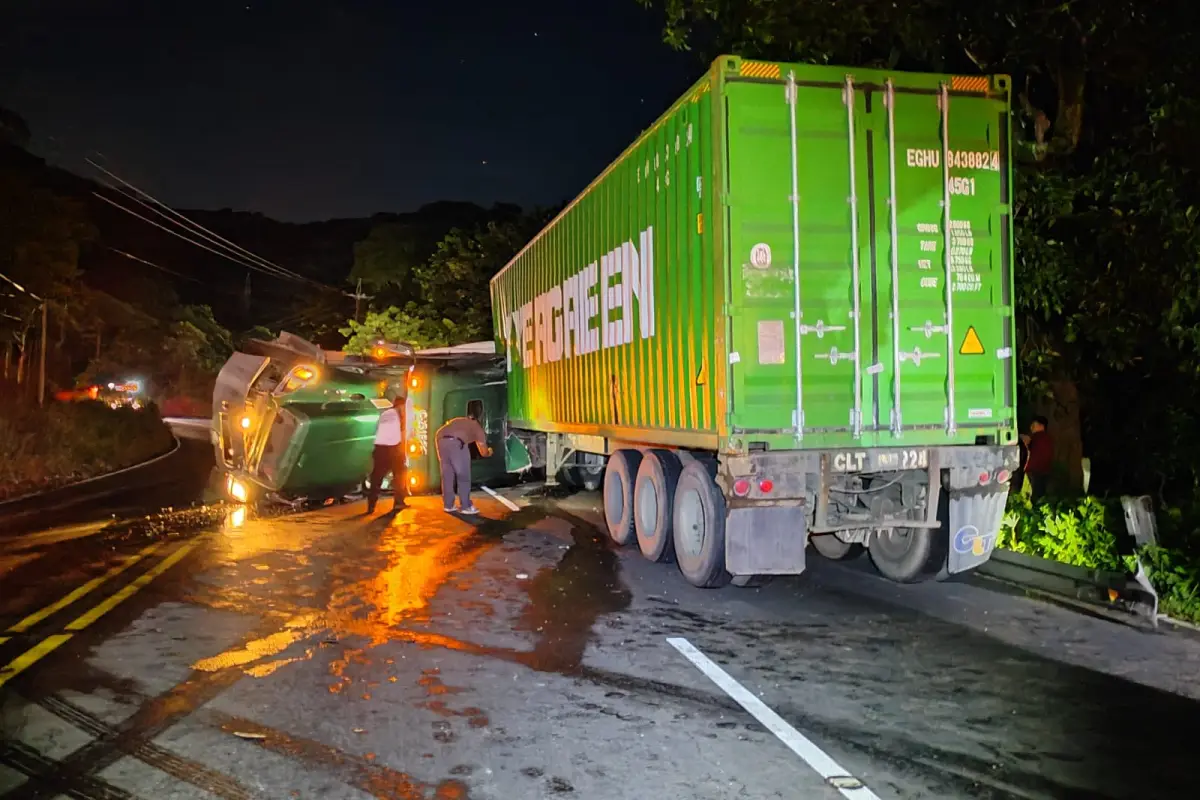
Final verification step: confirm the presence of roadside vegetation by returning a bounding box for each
[1000,494,1200,624]
[0,400,175,502]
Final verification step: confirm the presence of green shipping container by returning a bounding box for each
[490,56,1020,585]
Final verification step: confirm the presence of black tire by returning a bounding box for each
[603,449,642,546]
[811,533,866,562]
[634,449,681,563]
[730,574,773,588]
[671,460,730,588]
[868,527,941,583]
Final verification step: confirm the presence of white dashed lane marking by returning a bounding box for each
[667,637,882,800]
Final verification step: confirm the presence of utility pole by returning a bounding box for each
[347,278,372,323]
[38,301,47,407]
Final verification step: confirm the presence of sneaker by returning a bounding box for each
[444,506,456,513]
[460,506,480,515]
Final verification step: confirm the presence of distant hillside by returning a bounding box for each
[0,143,497,332]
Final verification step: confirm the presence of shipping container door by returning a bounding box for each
[871,80,1011,441]
[724,80,863,439]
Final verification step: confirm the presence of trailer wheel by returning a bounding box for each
[634,450,680,563]
[603,449,642,546]
[811,533,865,562]
[868,527,938,583]
[672,461,730,588]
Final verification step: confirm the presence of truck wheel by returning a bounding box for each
[811,533,865,562]
[634,450,681,563]
[672,461,730,588]
[868,527,938,583]
[603,449,642,546]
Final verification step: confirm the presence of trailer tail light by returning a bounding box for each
[978,471,991,485]
[758,479,774,494]
[733,479,751,497]
[997,469,1011,484]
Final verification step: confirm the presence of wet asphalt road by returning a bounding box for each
[3,462,1200,798]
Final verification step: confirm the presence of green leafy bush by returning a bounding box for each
[999,493,1200,624]
[0,401,174,501]
[998,494,1124,572]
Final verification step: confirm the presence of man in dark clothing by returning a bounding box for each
[367,395,407,514]
[1023,415,1053,502]
[436,414,491,514]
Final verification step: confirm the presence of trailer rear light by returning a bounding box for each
[733,479,751,497]
[997,469,1011,484]
[978,471,991,485]
[758,479,774,494]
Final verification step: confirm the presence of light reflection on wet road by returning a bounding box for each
[2,477,1200,799]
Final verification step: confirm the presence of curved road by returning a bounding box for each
[2,478,1199,799]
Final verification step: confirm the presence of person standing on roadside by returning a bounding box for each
[1022,415,1053,502]
[436,414,491,514]
[367,395,407,514]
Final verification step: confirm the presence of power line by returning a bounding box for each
[106,247,203,284]
[87,158,336,289]
[0,270,43,302]
[92,190,280,280]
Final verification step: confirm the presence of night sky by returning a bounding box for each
[0,0,698,222]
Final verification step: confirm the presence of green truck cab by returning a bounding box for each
[401,346,510,494]
[490,56,1020,588]
[212,336,510,504]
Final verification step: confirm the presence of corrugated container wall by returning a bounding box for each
[491,74,721,449]
[492,56,1017,454]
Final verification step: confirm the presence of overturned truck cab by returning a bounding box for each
[212,335,516,506]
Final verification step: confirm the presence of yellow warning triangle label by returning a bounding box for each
[959,326,985,355]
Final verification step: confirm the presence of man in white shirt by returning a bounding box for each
[367,395,407,514]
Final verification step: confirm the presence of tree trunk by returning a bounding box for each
[3,343,9,380]
[15,345,26,385]
[1035,379,1085,496]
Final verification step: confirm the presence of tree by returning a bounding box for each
[341,209,549,354]
[349,222,426,296]
[0,171,96,389]
[639,0,1200,500]
[340,306,467,353]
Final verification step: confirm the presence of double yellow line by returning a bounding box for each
[0,537,203,689]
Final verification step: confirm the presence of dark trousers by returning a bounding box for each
[436,436,471,509]
[1029,473,1049,503]
[367,444,406,511]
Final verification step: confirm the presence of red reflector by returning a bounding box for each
[997,469,1011,484]
[758,479,774,494]
[978,471,991,485]
[733,479,751,497]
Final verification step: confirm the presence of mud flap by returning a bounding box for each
[725,506,807,576]
[943,486,1009,575]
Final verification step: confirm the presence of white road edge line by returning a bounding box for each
[480,485,520,512]
[667,637,881,800]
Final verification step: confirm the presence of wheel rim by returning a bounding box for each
[873,527,913,561]
[677,487,705,558]
[605,471,625,524]
[636,478,658,538]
